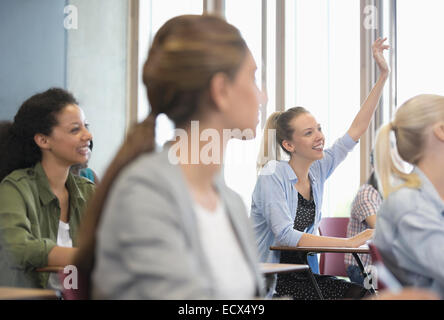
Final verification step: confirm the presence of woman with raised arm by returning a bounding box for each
[373,94,444,298]
[251,38,390,299]
[0,88,94,289]
[74,15,266,299]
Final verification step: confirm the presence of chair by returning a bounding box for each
[318,217,349,277]
[367,243,387,290]
[367,242,409,292]
[58,269,89,300]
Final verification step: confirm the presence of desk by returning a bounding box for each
[36,266,64,273]
[0,287,59,300]
[270,245,376,296]
[260,263,309,275]
[259,263,321,299]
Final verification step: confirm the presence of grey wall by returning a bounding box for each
[0,0,66,120]
[66,0,128,177]
[0,0,129,177]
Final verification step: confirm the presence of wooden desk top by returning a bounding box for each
[260,263,309,275]
[0,287,59,300]
[36,266,64,273]
[270,245,370,254]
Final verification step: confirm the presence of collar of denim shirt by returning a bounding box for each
[282,161,317,185]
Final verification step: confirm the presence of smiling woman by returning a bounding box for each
[0,88,95,289]
[250,38,390,300]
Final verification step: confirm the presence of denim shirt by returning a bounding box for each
[373,167,444,298]
[250,133,358,273]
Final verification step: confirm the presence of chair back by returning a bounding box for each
[318,217,349,277]
[368,242,387,290]
[368,242,410,292]
[58,269,89,300]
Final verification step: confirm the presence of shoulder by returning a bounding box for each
[121,150,176,186]
[387,186,420,207]
[0,168,38,206]
[325,133,358,154]
[2,167,35,183]
[71,174,95,197]
[107,151,179,207]
[101,151,181,228]
[379,187,421,220]
[0,167,37,191]
[257,161,288,182]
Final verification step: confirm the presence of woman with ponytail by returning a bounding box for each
[74,15,266,299]
[373,94,444,298]
[0,88,94,289]
[250,38,390,299]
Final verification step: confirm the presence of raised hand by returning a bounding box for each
[372,37,390,75]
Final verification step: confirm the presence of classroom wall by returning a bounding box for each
[0,0,66,120]
[0,0,129,176]
[66,0,128,177]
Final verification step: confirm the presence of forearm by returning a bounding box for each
[298,233,352,247]
[347,73,388,141]
[47,246,78,267]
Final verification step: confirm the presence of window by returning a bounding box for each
[138,0,203,146]
[397,0,444,105]
[224,0,264,211]
[286,0,361,217]
[224,0,362,216]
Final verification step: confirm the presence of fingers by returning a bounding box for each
[373,37,389,49]
[372,40,390,54]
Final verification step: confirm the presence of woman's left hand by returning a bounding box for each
[372,37,390,75]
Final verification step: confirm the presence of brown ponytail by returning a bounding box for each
[74,114,156,272]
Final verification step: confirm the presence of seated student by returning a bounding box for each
[0,88,95,289]
[250,38,389,300]
[74,14,266,299]
[373,94,444,299]
[345,155,382,285]
[71,141,99,184]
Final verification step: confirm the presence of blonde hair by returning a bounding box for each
[256,107,309,171]
[375,94,444,198]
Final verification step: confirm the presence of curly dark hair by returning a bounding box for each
[0,88,78,181]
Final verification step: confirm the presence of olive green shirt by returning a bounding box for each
[0,162,95,288]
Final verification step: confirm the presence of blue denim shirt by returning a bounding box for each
[374,167,444,298]
[250,133,358,273]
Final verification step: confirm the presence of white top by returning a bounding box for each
[47,220,72,290]
[194,199,255,299]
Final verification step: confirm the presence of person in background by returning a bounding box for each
[345,152,382,285]
[0,88,94,289]
[373,94,444,299]
[74,14,267,299]
[251,38,389,299]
